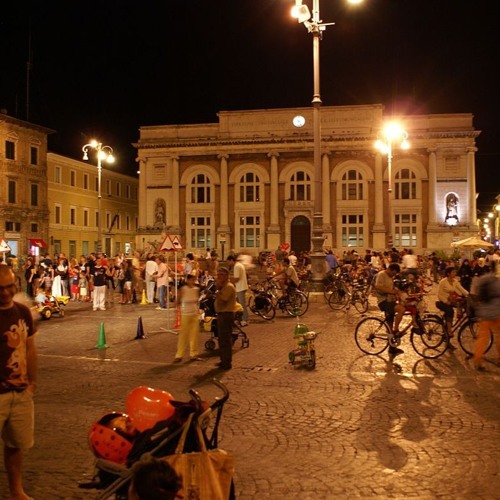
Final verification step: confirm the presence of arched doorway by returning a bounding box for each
[291,216,311,255]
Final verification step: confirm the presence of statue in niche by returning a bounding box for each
[154,199,166,227]
[444,193,459,223]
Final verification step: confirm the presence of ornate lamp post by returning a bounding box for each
[82,140,115,253]
[291,0,364,289]
[374,122,409,248]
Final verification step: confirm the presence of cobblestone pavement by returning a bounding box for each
[1,290,499,499]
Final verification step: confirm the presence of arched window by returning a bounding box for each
[290,171,311,201]
[190,174,211,203]
[341,169,364,200]
[239,172,260,202]
[395,168,416,200]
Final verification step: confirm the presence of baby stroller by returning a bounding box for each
[199,280,250,351]
[80,379,234,499]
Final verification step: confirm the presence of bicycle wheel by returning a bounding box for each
[458,320,492,356]
[411,317,448,359]
[354,316,389,355]
[327,282,349,310]
[285,290,309,316]
[353,293,369,314]
[323,282,335,302]
[257,297,276,320]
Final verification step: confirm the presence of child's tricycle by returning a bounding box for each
[289,323,317,369]
[36,294,70,320]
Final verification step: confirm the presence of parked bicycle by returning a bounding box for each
[328,278,369,313]
[247,287,276,321]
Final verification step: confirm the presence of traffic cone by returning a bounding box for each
[174,307,181,328]
[135,316,146,339]
[96,322,109,349]
[140,289,148,305]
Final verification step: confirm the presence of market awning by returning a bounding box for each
[28,238,48,248]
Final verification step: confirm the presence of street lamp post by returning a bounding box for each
[374,123,409,248]
[82,140,115,254]
[291,0,363,290]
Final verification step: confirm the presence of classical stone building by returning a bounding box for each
[0,111,52,259]
[135,104,479,257]
[47,153,139,259]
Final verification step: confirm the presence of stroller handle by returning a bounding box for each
[188,378,229,412]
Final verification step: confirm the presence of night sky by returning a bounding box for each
[2,0,499,211]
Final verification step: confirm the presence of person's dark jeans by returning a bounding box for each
[378,300,396,325]
[217,312,234,368]
[436,300,454,321]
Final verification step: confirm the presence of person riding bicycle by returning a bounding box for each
[436,266,469,349]
[374,263,405,356]
[276,257,299,294]
[398,272,427,333]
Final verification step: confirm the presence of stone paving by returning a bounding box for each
[1,290,499,499]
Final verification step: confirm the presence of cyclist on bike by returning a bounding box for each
[276,257,299,294]
[436,266,469,348]
[374,263,405,355]
[398,272,427,332]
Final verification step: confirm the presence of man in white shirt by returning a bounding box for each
[227,255,249,327]
[144,254,159,304]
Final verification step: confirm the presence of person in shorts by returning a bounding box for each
[0,265,38,500]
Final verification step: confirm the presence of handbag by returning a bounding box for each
[163,412,234,500]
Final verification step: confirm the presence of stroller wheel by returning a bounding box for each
[59,309,65,317]
[231,333,239,345]
[243,338,250,348]
[205,339,216,351]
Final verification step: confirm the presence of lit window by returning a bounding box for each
[239,216,261,248]
[341,169,364,200]
[190,216,211,248]
[395,169,417,200]
[341,214,364,247]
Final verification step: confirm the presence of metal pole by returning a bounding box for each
[309,0,325,290]
[97,154,102,254]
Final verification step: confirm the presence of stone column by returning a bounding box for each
[467,147,477,226]
[217,154,231,250]
[137,157,148,229]
[267,153,281,250]
[322,152,333,247]
[170,157,180,232]
[372,152,386,249]
[428,149,437,224]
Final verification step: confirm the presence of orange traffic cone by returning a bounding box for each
[135,316,146,340]
[174,307,181,328]
[96,322,108,349]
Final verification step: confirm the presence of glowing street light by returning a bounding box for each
[291,0,364,289]
[374,122,409,248]
[82,140,115,253]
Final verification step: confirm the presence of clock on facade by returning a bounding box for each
[292,115,306,128]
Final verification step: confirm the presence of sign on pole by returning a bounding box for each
[0,239,12,253]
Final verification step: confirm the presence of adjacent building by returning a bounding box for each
[134,104,479,257]
[47,153,138,259]
[0,111,53,259]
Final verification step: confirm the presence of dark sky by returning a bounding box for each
[2,0,499,211]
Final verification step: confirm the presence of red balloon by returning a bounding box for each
[125,386,175,432]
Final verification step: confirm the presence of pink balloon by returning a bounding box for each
[125,386,175,432]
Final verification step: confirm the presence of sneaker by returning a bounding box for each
[173,358,182,363]
[388,346,404,356]
[93,308,98,311]
[216,361,232,370]
[239,320,248,327]
[100,307,106,311]
[189,357,203,362]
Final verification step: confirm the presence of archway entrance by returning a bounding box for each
[291,216,311,255]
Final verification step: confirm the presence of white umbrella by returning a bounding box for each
[451,236,494,248]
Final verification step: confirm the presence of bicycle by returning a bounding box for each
[275,287,309,317]
[354,308,450,359]
[247,287,276,320]
[328,278,369,314]
[426,297,494,356]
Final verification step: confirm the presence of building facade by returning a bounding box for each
[0,111,53,259]
[47,153,139,259]
[135,104,479,258]
[134,104,479,257]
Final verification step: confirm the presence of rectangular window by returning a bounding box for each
[190,216,211,249]
[394,214,417,247]
[95,211,99,229]
[5,140,15,160]
[126,185,131,198]
[55,166,61,184]
[341,214,364,247]
[82,241,89,256]
[70,170,76,187]
[5,221,21,231]
[69,240,76,259]
[8,180,16,203]
[106,180,111,195]
[106,213,111,229]
[31,183,38,206]
[83,174,89,190]
[126,215,130,231]
[31,223,38,232]
[30,146,38,165]
[83,209,89,227]
[55,205,61,224]
[116,182,121,197]
[70,207,76,225]
[239,216,260,248]
[53,240,61,255]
